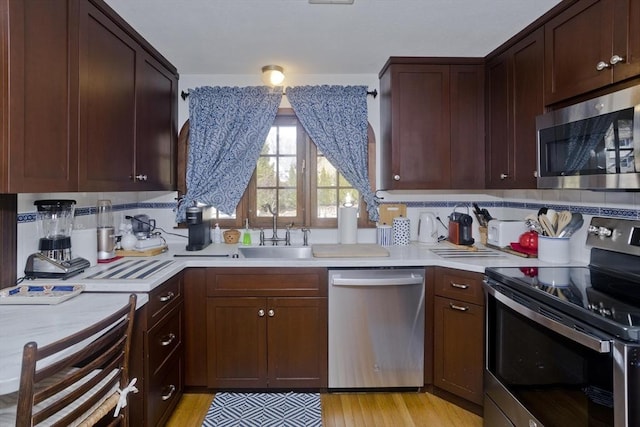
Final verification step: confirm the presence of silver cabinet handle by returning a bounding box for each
[610,54,625,65]
[135,174,148,181]
[159,292,174,303]
[268,309,275,317]
[500,173,508,180]
[161,384,176,401]
[450,281,469,289]
[258,309,265,317]
[596,60,610,71]
[393,174,401,181]
[449,303,469,312]
[160,333,176,346]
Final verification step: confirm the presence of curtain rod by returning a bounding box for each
[180,88,378,101]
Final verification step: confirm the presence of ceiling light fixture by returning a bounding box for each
[261,65,285,87]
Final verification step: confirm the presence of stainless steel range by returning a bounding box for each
[483,216,640,427]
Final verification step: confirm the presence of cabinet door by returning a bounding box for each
[612,0,640,82]
[3,0,78,192]
[433,296,484,405]
[78,0,137,191]
[135,51,178,190]
[183,268,208,387]
[206,297,268,388]
[267,297,328,388]
[383,64,451,189]
[450,65,484,189]
[486,29,543,189]
[510,29,544,189]
[544,0,614,104]
[485,53,511,188]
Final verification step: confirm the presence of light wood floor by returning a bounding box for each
[166,392,483,426]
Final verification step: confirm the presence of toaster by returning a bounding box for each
[487,220,527,248]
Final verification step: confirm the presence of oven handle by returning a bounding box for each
[484,280,612,354]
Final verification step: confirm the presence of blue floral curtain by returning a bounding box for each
[286,85,379,221]
[176,86,282,221]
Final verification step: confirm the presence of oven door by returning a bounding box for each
[484,279,637,427]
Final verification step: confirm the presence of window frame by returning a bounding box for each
[177,108,376,229]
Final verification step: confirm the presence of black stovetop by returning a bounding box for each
[485,265,640,342]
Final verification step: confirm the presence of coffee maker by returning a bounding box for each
[25,199,91,279]
[186,206,211,251]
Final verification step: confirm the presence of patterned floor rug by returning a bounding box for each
[202,392,322,427]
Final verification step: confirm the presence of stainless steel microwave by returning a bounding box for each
[536,85,640,189]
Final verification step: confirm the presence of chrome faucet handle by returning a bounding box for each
[285,228,291,246]
[301,228,310,246]
[259,228,265,246]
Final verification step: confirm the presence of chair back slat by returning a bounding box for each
[15,294,137,427]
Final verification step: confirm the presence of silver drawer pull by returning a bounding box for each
[159,291,175,303]
[449,303,469,312]
[450,281,469,289]
[268,309,275,317]
[161,384,176,401]
[258,309,265,317]
[160,333,176,346]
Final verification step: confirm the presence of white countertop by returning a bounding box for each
[52,240,586,293]
[1,241,584,395]
[0,292,148,395]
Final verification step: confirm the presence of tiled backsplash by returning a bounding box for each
[15,189,640,272]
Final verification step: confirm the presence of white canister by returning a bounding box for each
[392,216,410,245]
[376,225,392,246]
[538,236,571,264]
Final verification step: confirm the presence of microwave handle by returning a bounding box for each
[485,280,612,354]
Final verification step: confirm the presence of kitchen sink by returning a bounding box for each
[238,246,313,259]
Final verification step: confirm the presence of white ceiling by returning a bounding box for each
[104,0,562,76]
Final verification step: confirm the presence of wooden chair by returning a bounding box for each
[12,294,137,427]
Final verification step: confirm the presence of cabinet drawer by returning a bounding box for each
[434,268,484,305]
[207,268,326,297]
[148,306,182,375]
[148,351,182,427]
[148,273,183,321]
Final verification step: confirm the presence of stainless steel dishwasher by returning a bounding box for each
[328,268,425,389]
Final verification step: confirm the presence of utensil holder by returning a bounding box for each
[538,236,570,264]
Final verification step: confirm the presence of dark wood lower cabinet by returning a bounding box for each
[130,272,184,426]
[184,267,328,390]
[207,296,327,389]
[432,267,484,407]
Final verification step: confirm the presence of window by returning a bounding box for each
[177,108,375,229]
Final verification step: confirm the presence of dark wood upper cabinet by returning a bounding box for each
[379,58,484,190]
[545,0,640,104]
[1,0,78,192]
[78,0,177,191]
[486,29,544,189]
[1,0,177,193]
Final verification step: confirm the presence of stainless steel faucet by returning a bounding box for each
[259,204,288,245]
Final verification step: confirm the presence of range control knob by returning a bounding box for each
[588,225,613,237]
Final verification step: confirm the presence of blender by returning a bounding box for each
[25,199,90,279]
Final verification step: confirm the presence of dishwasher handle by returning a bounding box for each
[331,273,424,287]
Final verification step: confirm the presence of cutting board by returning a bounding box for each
[312,244,390,258]
[116,245,168,257]
[378,203,407,225]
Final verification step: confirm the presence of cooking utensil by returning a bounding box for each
[557,213,583,238]
[539,214,556,237]
[556,210,572,235]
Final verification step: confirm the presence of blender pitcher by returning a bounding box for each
[34,199,77,261]
[96,200,116,260]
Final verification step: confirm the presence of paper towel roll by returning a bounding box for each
[71,228,98,266]
[338,207,358,244]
